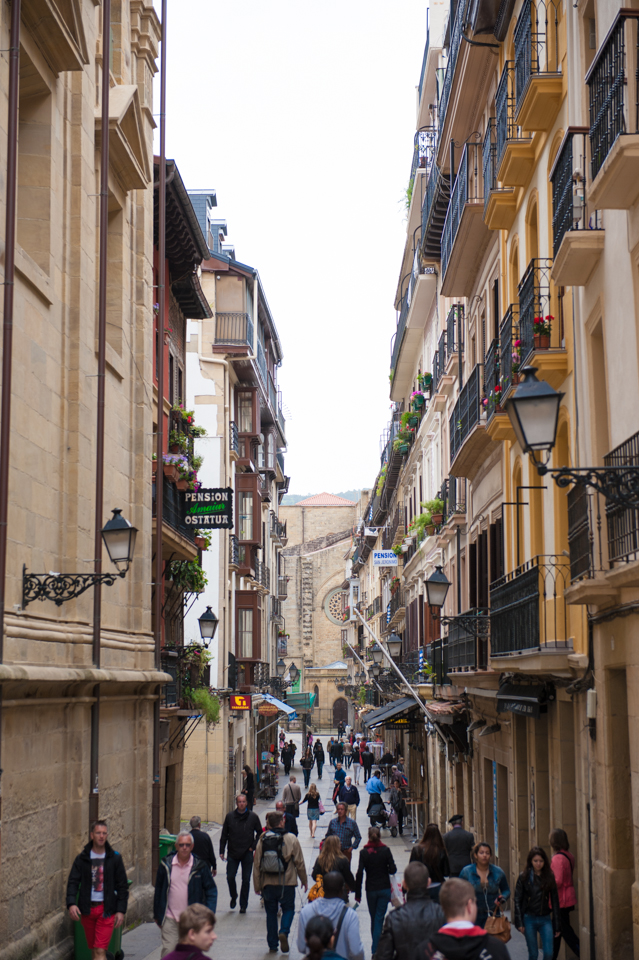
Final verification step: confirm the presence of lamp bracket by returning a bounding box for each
[536,463,639,508]
[22,564,126,607]
[440,612,491,638]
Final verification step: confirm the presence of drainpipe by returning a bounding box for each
[89,0,112,834]
[0,0,21,865]
[152,0,168,880]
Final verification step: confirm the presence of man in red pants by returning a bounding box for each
[66,821,128,960]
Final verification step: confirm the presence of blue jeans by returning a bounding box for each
[226,849,254,909]
[262,885,296,949]
[524,914,554,960]
[303,768,311,787]
[366,888,391,953]
[316,761,324,779]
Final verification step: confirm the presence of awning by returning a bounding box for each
[496,683,554,718]
[362,696,419,728]
[260,693,297,719]
[285,692,315,711]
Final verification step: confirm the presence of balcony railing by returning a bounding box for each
[438,0,465,132]
[446,609,489,671]
[441,142,484,283]
[268,372,277,413]
[518,258,553,362]
[499,304,520,396]
[433,304,463,391]
[567,485,594,582]
[514,0,561,110]
[229,534,239,567]
[409,126,437,187]
[230,420,239,457]
[426,638,449,685]
[496,61,530,167]
[215,312,253,347]
[382,505,402,550]
[483,338,500,421]
[153,474,196,545]
[605,430,639,565]
[588,12,639,181]
[392,258,427,373]
[442,476,467,522]
[482,120,498,214]
[271,597,282,621]
[421,165,451,260]
[550,128,602,257]
[277,575,288,599]
[433,330,446,392]
[257,340,267,384]
[450,364,483,465]
[490,554,570,656]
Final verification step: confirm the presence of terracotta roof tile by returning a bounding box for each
[294,492,356,507]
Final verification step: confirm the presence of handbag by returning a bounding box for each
[390,874,404,908]
[484,905,511,943]
[318,800,325,814]
[308,874,324,901]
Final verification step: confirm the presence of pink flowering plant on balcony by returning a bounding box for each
[534,315,553,336]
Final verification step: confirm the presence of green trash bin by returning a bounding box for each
[73,879,132,960]
[158,834,177,861]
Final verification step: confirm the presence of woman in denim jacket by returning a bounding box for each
[459,841,510,927]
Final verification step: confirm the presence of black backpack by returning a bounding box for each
[261,831,288,874]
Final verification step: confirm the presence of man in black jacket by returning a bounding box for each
[275,800,299,836]
[66,820,128,960]
[376,862,444,960]
[219,793,262,913]
[443,814,475,877]
[189,816,217,874]
[420,878,510,960]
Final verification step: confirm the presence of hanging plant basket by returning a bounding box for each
[413,395,425,408]
[408,415,419,427]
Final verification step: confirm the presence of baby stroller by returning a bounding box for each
[368,797,399,837]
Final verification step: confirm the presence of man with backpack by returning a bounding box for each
[254,810,308,953]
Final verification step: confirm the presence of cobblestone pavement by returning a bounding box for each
[122,731,529,960]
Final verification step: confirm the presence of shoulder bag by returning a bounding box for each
[484,904,511,944]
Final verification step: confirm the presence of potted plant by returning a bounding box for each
[422,498,445,526]
[512,340,522,384]
[162,453,184,483]
[392,544,403,557]
[390,576,401,594]
[411,389,426,410]
[418,372,433,391]
[533,315,552,350]
[169,429,187,454]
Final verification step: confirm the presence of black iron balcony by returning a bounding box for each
[483,337,500,422]
[433,330,446,392]
[153,474,196,545]
[441,141,486,295]
[499,304,520,396]
[514,0,562,121]
[450,364,483,465]
[490,554,571,656]
[482,120,498,215]
[605,430,639,565]
[230,420,239,458]
[588,12,639,182]
[495,62,534,178]
[215,312,253,347]
[229,534,239,567]
[382,505,403,550]
[409,126,437,188]
[442,476,467,522]
[549,128,603,283]
[271,597,282,621]
[445,608,489,671]
[438,0,465,132]
[426,638,448,685]
[567,485,594,582]
[518,258,553,362]
[277,575,288,599]
[433,304,463,391]
[391,260,427,374]
[421,164,451,260]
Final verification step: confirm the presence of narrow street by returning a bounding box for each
[122,732,528,960]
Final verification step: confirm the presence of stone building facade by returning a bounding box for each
[281,494,362,726]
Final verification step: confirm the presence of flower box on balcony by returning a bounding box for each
[533,333,550,349]
[195,536,207,550]
[176,478,189,492]
[163,463,179,482]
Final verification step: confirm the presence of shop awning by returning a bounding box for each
[496,683,554,718]
[260,693,297,719]
[285,692,315,711]
[362,696,419,728]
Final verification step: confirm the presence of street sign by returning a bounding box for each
[230,694,251,710]
[184,488,234,529]
[373,551,398,567]
[258,703,279,717]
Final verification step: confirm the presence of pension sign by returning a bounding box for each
[373,551,398,567]
[184,488,234,529]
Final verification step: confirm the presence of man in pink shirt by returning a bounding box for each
[154,831,217,956]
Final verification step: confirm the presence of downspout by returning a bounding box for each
[89,0,112,834]
[152,0,168,880]
[0,0,22,864]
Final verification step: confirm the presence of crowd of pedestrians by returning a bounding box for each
[66,729,581,960]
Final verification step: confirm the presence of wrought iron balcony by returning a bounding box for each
[433,304,463,391]
[426,638,449,685]
[229,534,239,567]
[441,141,485,295]
[391,259,427,374]
[421,164,451,260]
[490,554,571,657]
[588,12,639,182]
[482,120,498,215]
[514,0,562,119]
[483,337,500,422]
[215,311,253,347]
[230,420,239,458]
[499,304,520,397]
[495,61,533,178]
[567,485,594,582]
[450,364,483,465]
[277,575,288,599]
[442,476,467,522]
[518,258,553,362]
[271,596,282,621]
[605,430,639,566]
[382,505,403,550]
[445,608,489,671]
[433,330,446,392]
[438,0,465,133]
[550,128,603,283]
[409,126,437,188]
[153,474,196,545]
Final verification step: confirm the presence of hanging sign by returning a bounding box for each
[259,703,279,717]
[230,694,251,710]
[373,551,398,567]
[184,488,234,528]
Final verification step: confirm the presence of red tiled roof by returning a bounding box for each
[294,493,356,507]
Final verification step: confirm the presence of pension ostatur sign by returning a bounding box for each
[184,488,233,528]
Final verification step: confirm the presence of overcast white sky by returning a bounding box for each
[155,1,428,495]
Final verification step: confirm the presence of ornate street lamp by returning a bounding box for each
[23,508,138,606]
[370,643,384,664]
[387,633,403,659]
[198,606,219,643]
[424,565,451,610]
[289,662,300,684]
[276,658,287,677]
[506,366,639,507]
[371,662,382,678]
